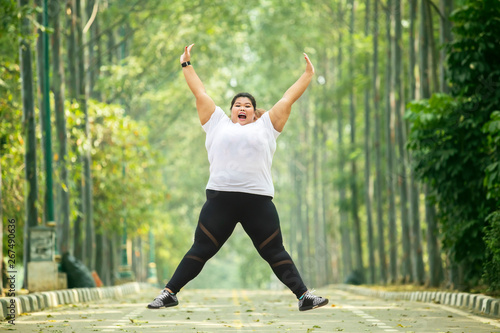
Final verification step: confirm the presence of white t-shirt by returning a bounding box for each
[202,106,281,197]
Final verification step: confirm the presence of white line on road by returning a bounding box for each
[102,307,146,332]
[344,305,401,332]
[428,302,500,329]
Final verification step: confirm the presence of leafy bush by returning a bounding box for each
[407,0,500,289]
[483,211,500,293]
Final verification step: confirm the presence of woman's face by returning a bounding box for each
[230,97,256,125]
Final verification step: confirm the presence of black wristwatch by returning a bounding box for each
[181,61,191,67]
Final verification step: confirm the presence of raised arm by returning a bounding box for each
[268,53,315,132]
[181,44,216,125]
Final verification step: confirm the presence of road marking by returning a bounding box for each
[102,307,146,332]
[428,302,500,329]
[232,289,243,330]
[344,305,400,332]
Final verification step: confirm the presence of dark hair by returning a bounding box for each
[230,92,257,110]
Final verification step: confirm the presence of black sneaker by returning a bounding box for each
[147,290,179,309]
[298,290,329,311]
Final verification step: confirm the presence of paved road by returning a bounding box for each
[1,287,499,332]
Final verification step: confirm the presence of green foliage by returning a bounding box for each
[65,100,166,235]
[1,56,26,262]
[482,111,500,201]
[407,0,500,289]
[483,211,500,293]
[407,94,490,285]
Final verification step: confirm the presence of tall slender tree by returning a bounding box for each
[408,0,426,285]
[76,0,95,270]
[349,0,364,280]
[51,0,71,254]
[385,0,398,283]
[439,0,453,93]
[337,1,352,280]
[34,0,46,225]
[67,0,85,262]
[19,0,38,288]
[392,0,412,282]
[419,0,444,287]
[373,0,388,284]
[364,0,375,284]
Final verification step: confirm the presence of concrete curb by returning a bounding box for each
[0,282,152,321]
[336,284,500,318]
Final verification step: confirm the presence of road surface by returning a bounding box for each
[1,286,499,332]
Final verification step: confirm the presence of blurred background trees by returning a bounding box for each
[1,0,499,294]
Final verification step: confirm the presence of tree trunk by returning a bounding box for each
[409,0,426,285]
[93,12,102,100]
[19,0,39,288]
[426,0,439,93]
[76,0,95,271]
[393,0,412,283]
[294,152,306,278]
[34,0,46,225]
[349,0,364,280]
[439,0,453,93]
[337,2,352,281]
[424,185,444,287]
[373,0,388,284]
[420,0,443,288]
[95,229,105,285]
[51,0,71,255]
[86,0,96,98]
[364,0,375,284]
[69,0,84,262]
[303,102,313,284]
[313,113,322,286]
[66,0,78,100]
[385,0,398,283]
[321,131,332,284]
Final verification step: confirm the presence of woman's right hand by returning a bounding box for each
[180,44,194,64]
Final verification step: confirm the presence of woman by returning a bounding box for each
[148,44,328,312]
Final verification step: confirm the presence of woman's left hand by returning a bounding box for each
[303,53,315,75]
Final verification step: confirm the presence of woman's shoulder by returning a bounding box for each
[202,106,230,132]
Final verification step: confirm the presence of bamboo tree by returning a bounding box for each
[393,0,412,282]
[51,0,71,254]
[439,0,453,93]
[349,0,364,280]
[93,8,103,101]
[419,0,443,287]
[384,0,398,283]
[364,0,375,284]
[303,100,313,284]
[86,0,96,97]
[408,0,426,285]
[65,0,78,101]
[313,111,322,286]
[321,126,332,284]
[337,2,352,280]
[76,0,95,270]
[19,0,38,288]
[35,1,46,221]
[373,0,388,284]
[67,0,85,262]
[426,0,439,93]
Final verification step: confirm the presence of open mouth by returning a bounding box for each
[238,112,247,120]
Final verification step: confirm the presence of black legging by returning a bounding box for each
[166,190,308,299]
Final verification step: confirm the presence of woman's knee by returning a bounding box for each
[186,240,218,262]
